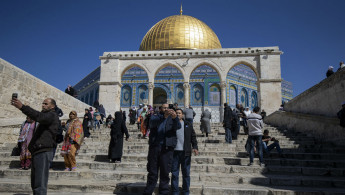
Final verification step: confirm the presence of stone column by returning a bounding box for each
[220,81,227,122]
[258,54,282,115]
[183,82,190,107]
[98,81,122,116]
[148,82,154,106]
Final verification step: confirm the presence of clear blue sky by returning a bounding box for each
[1,0,344,97]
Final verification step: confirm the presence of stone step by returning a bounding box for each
[1,168,344,190]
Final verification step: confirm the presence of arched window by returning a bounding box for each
[192,84,204,106]
[138,85,148,105]
[229,85,237,108]
[251,91,258,110]
[121,85,132,107]
[209,83,220,106]
[240,88,248,108]
[175,84,184,106]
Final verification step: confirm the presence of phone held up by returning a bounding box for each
[12,93,18,100]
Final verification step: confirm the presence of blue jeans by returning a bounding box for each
[31,151,53,195]
[263,142,282,154]
[225,127,232,143]
[248,135,264,163]
[171,151,191,195]
[143,145,174,195]
[94,120,100,130]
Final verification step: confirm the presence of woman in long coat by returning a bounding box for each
[200,109,212,137]
[82,109,92,138]
[108,111,130,163]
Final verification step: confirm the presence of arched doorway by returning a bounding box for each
[154,65,184,106]
[153,87,167,106]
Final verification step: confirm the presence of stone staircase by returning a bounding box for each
[0,123,345,195]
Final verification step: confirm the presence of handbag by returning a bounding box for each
[11,143,21,156]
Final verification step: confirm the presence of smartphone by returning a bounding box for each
[12,93,18,100]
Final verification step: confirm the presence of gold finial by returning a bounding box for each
[180,3,183,15]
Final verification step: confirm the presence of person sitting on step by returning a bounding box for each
[262,130,284,158]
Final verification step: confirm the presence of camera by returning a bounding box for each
[12,93,18,100]
[169,104,174,109]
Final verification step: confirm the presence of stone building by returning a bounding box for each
[74,11,293,122]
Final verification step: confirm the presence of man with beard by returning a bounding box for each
[143,103,181,195]
[11,97,59,195]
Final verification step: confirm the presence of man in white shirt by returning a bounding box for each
[247,106,264,167]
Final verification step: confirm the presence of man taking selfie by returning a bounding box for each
[11,96,59,195]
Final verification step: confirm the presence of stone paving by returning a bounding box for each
[0,123,345,195]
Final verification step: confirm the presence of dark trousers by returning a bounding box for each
[225,127,232,143]
[49,147,56,169]
[143,145,174,195]
[232,123,240,140]
[171,151,191,195]
[31,151,53,195]
[185,118,193,125]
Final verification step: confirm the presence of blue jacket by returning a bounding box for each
[148,113,181,147]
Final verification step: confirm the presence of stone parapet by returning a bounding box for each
[0,58,90,120]
[265,111,345,146]
[284,69,345,117]
[100,46,282,60]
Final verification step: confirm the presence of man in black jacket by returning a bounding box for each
[223,103,233,143]
[171,108,198,195]
[143,103,181,195]
[12,97,59,195]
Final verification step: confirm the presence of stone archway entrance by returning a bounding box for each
[153,87,167,106]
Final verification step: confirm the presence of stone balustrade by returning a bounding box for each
[0,58,91,126]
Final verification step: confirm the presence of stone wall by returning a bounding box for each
[0,58,91,127]
[265,69,345,145]
[265,111,345,145]
[284,69,345,117]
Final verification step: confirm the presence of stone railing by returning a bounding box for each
[265,69,345,144]
[0,58,91,127]
[284,68,345,117]
[265,111,345,145]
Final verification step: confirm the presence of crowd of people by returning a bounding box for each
[15,93,345,195]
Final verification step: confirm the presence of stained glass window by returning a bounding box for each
[175,84,184,106]
[121,86,132,107]
[251,91,258,110]
[138,85,148,105]
[193,84,203,105]
[229,85,237,108]
[209,83,220,105]
[240,88,248,108]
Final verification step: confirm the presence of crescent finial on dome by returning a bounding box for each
[180,4,183,15]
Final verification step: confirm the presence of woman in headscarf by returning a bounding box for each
[18,116,37,170]
[108,111,130,163]
[138,107,148,138]
[129,107,137,125]
[83,108,92,138]
[200,108,212,137]
[61,111,84,171]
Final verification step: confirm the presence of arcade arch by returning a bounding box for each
[227,64,258,109]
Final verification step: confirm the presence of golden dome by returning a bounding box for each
[139,15,222,51]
